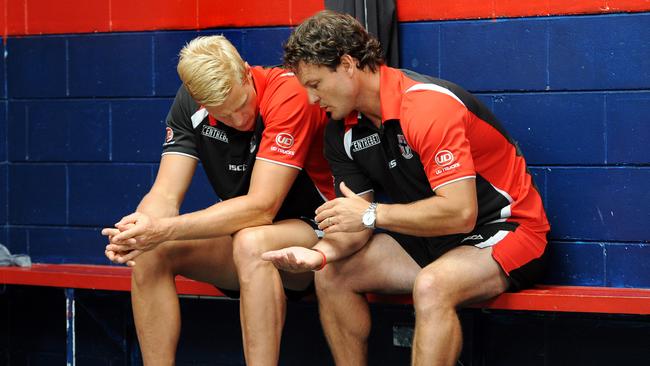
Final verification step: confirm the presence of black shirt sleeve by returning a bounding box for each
[323,120,374,197]
[161,85,201,159]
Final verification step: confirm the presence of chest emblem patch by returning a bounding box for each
[397,134,413,159]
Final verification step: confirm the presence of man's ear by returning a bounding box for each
[243,62,253,84]
[340,54,357,75]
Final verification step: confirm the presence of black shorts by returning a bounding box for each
[216,217,320,301]
[385,221,547,291]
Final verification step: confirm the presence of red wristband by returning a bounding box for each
[312,248,327,271]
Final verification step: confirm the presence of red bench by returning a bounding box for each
[2,263,650,314]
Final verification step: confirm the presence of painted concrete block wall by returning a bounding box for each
[2,3,650,365]
[401,13,650,287]
[4,28,288,264]
[3,4,649,286]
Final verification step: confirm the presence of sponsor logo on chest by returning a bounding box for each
[202,125,229,143]
[352,133,381,153]
[228,164,248,172]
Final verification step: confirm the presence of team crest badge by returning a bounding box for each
[397,134,413,159]
[249,135,257,153]
[165,127,174,143]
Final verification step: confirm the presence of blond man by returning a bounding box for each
[101,35,334,365]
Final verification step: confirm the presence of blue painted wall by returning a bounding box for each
[2,10,650,366]
[401,13,650,288]
[4,13,650,285]
[4,27,289,263]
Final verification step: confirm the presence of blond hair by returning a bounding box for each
[177,35,247,107]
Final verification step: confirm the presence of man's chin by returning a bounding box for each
[329,111,345,120]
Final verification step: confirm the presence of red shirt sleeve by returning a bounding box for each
[401,90,476,191]
[256,73,322,170]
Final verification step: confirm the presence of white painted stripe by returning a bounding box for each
[161,151,200,160]
[191,108,209,129]
[432,175,475,192]
[256,157,302,170]
[474,230,510,249]
[343,129,353,160]
[405,84,465,106]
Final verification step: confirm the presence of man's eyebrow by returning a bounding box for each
[235,93,248,110]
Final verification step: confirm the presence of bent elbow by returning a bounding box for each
[457,206,478,233]
[247,199,277,226]
[256,208,276,226]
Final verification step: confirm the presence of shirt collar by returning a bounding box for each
[343,65,403,127]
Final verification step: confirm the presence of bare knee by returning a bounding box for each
[131,247,173,288]
[413,265,456,314]
[232,228,268,273]
[314,263,343,294]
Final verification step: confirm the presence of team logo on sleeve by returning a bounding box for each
[275,133,294,149]
[434,149,460,175]
[435,150,454,166]
[164,127,174,144]
[271,132,296,156]
[397,134,413,159]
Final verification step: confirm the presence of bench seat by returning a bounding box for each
[2,263,650,315]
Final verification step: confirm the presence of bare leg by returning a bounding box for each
[232,219,317,366]
[131,236,240,366]
[316,233,421,366]
[411,246,509,366]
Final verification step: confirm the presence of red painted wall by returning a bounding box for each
[1,0,650,37]
[0,0,324,36]
[397,0,650,21]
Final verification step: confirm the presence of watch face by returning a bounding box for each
[362,211,375,226]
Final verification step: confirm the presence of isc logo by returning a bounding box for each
[435,150,454,166]
[275,133,295,149]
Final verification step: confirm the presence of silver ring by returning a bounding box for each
[327,217,332,226]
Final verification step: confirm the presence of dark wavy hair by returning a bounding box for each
[283,10,384,72]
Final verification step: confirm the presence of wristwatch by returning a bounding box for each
[362,202,378,229]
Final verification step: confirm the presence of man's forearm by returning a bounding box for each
[376,198,476,237]
[135,191,181,219]
[162,194,275,241]
[312,230,372,264]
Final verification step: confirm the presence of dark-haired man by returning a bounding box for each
[263,10,550,366]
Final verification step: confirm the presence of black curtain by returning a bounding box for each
[325,0,399,68]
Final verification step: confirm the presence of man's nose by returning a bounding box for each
[308,91,320,104]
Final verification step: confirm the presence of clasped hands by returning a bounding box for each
[101,212,168,266]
